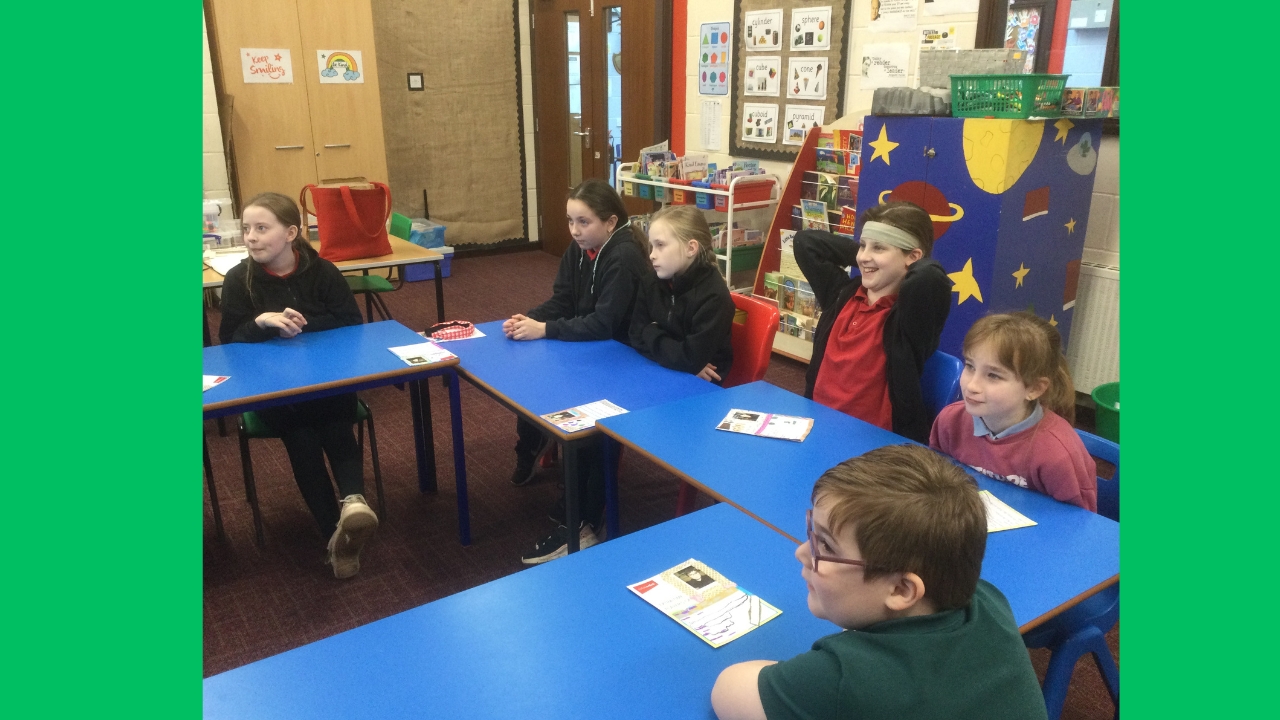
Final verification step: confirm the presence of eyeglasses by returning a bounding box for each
[806,509,871,573]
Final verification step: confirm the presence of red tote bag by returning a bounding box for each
[300,182,393,262]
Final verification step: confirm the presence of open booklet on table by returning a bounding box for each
[541,399,628,433]
[715,409,814,442]
[628,559,781,648]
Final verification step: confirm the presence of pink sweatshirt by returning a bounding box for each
[930,401,1098,512]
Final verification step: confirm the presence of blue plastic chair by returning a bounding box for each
[920,350,963,418]
[1023,429,1119,720]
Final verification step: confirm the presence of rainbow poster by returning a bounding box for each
[317,50,364,84]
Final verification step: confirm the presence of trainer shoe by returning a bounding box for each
[509,435,551,487]
[520,522,599,565]
[327,494,379,579]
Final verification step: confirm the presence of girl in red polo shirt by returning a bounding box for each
[795,201,951,442]
[218,192,375,579]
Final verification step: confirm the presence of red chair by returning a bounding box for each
[677,293,780,515]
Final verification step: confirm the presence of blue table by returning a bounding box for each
[447,320,722,552]
[203,503,838,719]
[597,381,1120,632]
[203,321,470,545]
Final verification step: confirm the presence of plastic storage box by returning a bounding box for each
[405,245,454,281]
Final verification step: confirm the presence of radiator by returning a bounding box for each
[1065,262,1120,393]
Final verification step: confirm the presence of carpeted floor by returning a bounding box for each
[203,248,1117,718]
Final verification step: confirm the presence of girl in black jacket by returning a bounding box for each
[795,201,951,443]
[218,192,375,579]
[503,179,649,564]
[630,205,734,383]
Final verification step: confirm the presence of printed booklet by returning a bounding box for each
[979,490,1037,532]
[541,399,628,433]
[628,559,781,648]
[387,341,457,366]
[716,409,814,442]
[203,375,229,392]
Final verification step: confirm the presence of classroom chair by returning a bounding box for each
[233,398,385,548]
[345,213,410,323]
[920,350,964,418]
[676,293,780,515]
[1022,429,1120,720]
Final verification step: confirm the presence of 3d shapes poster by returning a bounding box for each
[790,7,832,51]
[744,9,783,51]
[783,104,825,145]
[241,48,293,84]
[786,57,828,101]
[699,22,731,95]
[742,103,779,143]
[744,56,782,97]
[317,50,364,84]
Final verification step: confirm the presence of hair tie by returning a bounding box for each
[860,221,920,251]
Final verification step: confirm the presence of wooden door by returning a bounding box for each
[532,0,669,256]
[296,0,389,184]
[208,0,318,201]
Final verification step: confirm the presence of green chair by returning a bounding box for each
[234,398,385,548]
[344,212,411,323]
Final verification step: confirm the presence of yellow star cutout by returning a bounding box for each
[1053,118,1074,144]
[1012,263,1030,288]
[1064,218,1076,234]
[868,124,899,166]
[948,258,984,305]
[1048,314,1058,327]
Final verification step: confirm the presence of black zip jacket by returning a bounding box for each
[218,243,363,344]
[629,260,735,380]
[794,229,951,442]
[527,224,649,343]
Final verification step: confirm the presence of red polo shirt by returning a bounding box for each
[812,285,896,430]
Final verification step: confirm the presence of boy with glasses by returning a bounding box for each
[710,445,1047,720]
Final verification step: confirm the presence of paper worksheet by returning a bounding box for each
[628,559,781,648]
[387,341,457,366]
[715,409,814,442]
[205,250,249,276]
[541,399,627,433]
[203,375,229,392]
[701,100,722,151]
[980,490,1037,532]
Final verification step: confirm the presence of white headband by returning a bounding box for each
[860,221,920,251]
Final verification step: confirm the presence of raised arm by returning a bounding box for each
[794,229,859,311]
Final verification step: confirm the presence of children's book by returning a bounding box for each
[203,375,229,392]
[628,559,781,648]
[800,199,828,231]
[541,399,627,433]
[387,341,457,366]
[716,409,814,442]
[979,490,1037,532]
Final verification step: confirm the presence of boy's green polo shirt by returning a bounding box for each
[758,580,1047,720]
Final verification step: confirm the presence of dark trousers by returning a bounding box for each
[258,393,365,538]
[515,417,604,528]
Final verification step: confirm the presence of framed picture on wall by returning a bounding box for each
[1004,1,1057,74]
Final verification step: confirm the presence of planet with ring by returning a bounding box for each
[878,181,964,240]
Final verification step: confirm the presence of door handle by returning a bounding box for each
[573,128,592,148]
[275,145,305,150]
[323,144,351,149]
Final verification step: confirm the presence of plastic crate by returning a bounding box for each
[405,246,453,281]
[950,74,1068,119]
[695,192,713,210]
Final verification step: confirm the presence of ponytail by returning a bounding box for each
[963,312,1077,422]
[650,205,716,268]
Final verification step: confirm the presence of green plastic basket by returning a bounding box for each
[951,74,1068,119]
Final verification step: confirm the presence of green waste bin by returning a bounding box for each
[1091,382,1119,443]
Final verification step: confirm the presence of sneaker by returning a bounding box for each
[509,436,551,487]
[520,522,599,565]
[327,494,379,579]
